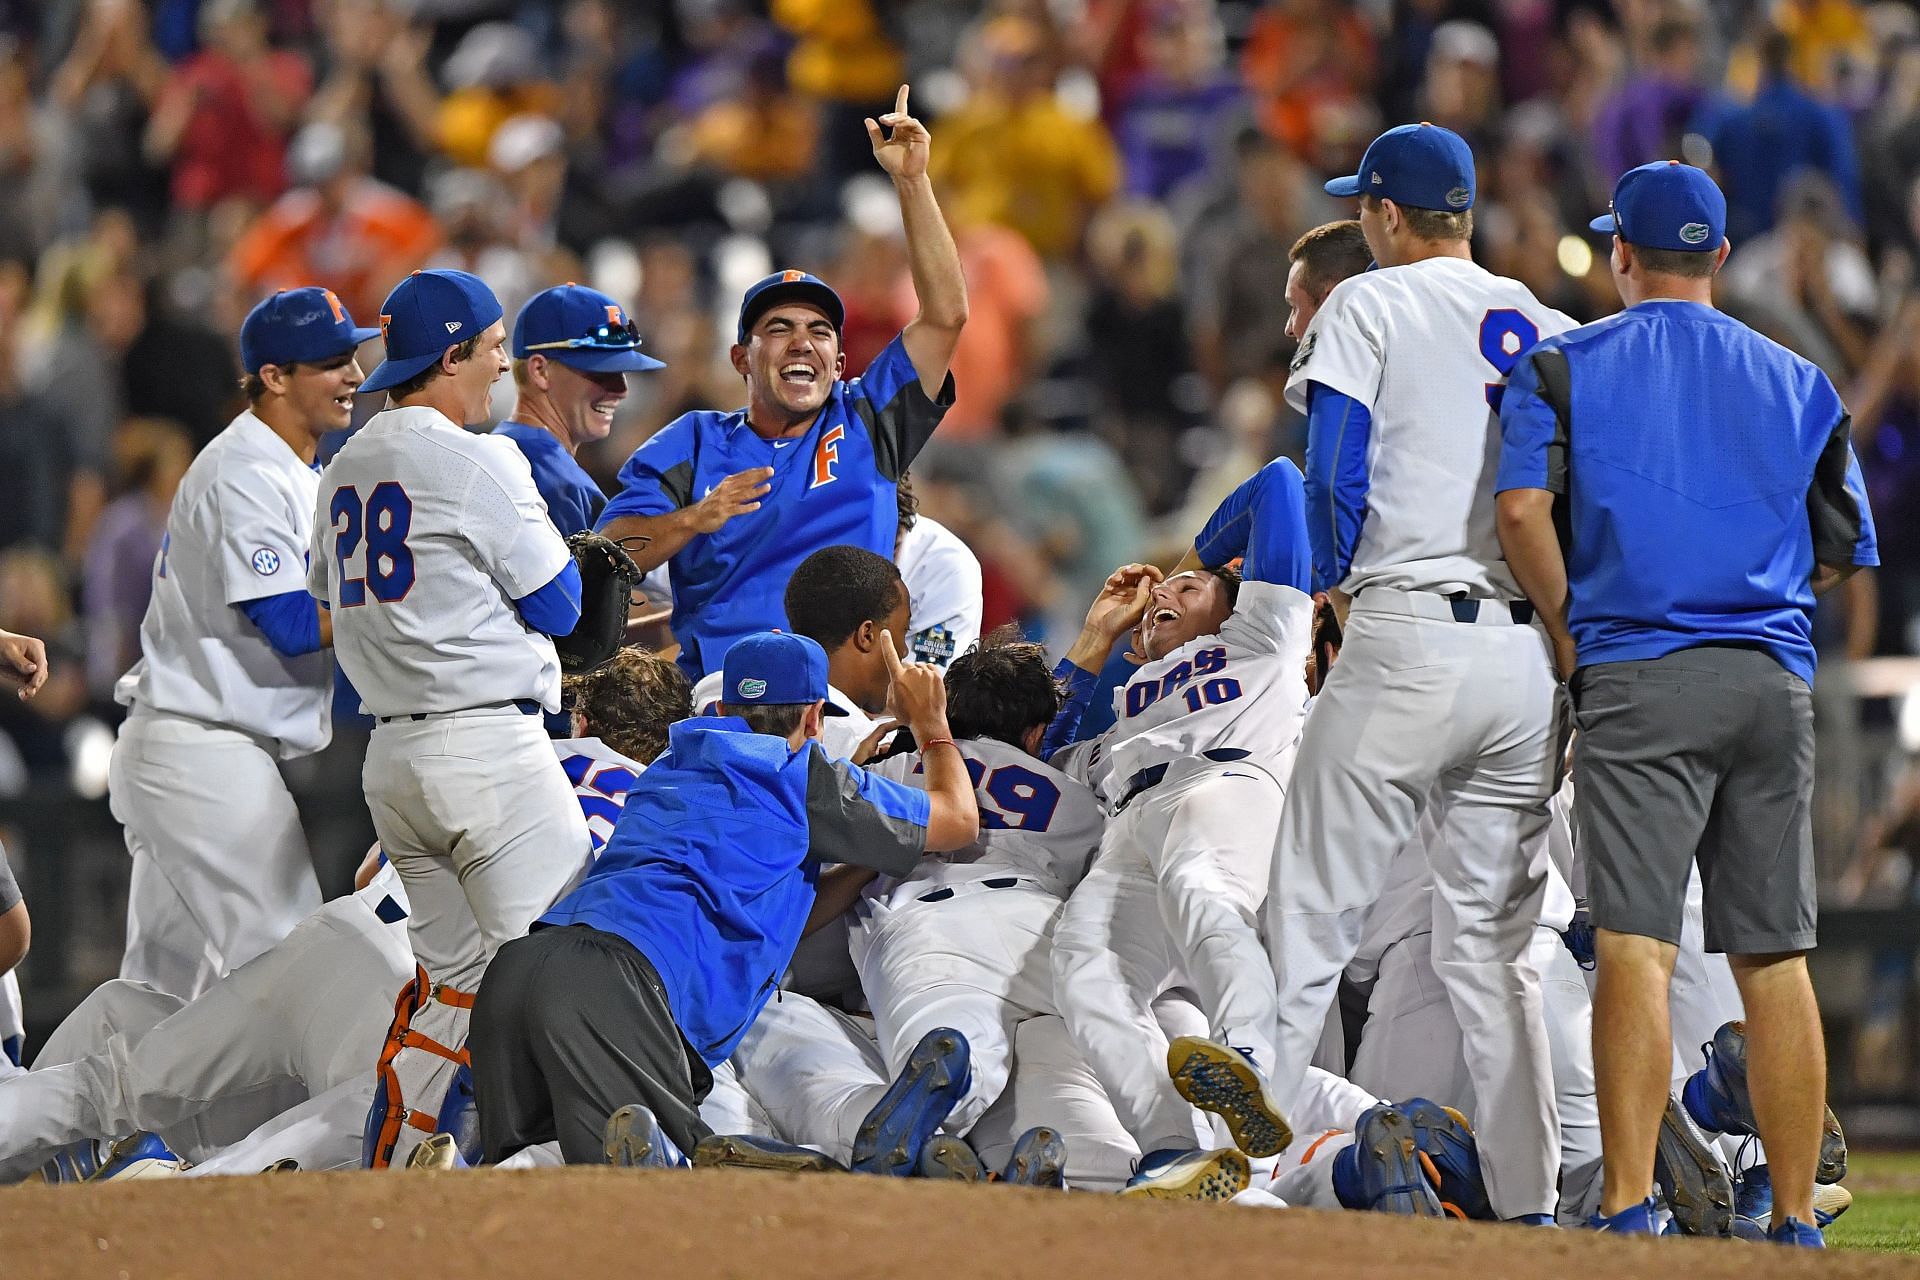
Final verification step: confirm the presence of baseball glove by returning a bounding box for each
[555,532,645,675]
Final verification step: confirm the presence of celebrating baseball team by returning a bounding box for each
[0,85,1881,1251]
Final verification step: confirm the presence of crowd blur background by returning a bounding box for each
[2,0,1920,1115]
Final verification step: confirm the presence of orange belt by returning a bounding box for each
[366,965,474,1169]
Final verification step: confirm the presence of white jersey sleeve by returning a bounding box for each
[211,464,316,605]
[463,436,573,601]
[896,516,984,669]
[1285,278,1387,410]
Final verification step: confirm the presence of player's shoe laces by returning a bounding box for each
[1120,1147,1250,1202]
[405,1132,470,1172]
[1331,1105,1444,1217]
[1588,1196,1661,1234]
[1000,1126,1067,1189]
[1166,1037,1292,1158]
[602,1103,688,1170]
[1398,1098,1490,1220]
[91,1132,185,1181]
[1653,1093,1734,1236]
[693,1133,846,1174]
[1680,1020,1847,1184]
[850,1027,971,1177]
[1731,1164,1852,1233]
[917,1134,987,1181]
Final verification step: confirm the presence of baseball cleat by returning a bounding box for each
[850,1028,971,1177]
[1681,1020,1846,1184]
[1166,1037,1292,1158]
[1001,1126,1067,1189]
[693,1133,846,1174]
[1120,1147,1251,1202]
[1819,1106,1849,1185]
[30,1140,104,1184]
[1654,1093,1734,1236]
[1333,1105,1445,1217]
[917,1134,987,1182]
[405,1133,469,1172]
[261,1159,302,1173]
[1768,1217,1826,1248]
[1732,1164,1852,1231]
[90,1132,184,1181]
[603,1104,687,1170]
[1399,1098,1492,1220]
[1589,1195,1662,1234]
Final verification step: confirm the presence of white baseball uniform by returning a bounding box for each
[896,515,983,669]
[1051,461,1314,1156]
[111,409,332,1000]
[845,736,1102,1133]
[0,973,22,1083]
[311,404,589,1006]
[1270,256,1576,1219]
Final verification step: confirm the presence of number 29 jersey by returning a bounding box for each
[1284,256,1575,598]
[309,405,573,719]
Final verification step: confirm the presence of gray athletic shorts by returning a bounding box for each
[1572,645,1816,955]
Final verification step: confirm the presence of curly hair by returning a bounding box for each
[945,628,1061,749]
[563,647,692,764]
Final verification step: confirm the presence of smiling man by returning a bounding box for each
[596,86,967,680]
[495,285,665,536]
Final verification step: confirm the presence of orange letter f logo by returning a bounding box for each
[811,426,845,490]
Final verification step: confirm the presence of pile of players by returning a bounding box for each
[0,99,1864,1249]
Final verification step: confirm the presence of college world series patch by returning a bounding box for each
[911,625,958,668]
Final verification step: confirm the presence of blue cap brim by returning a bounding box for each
[1588,214,1618,236]
[357,349,444,394]
[347,325,382,347]
[1325,175,1363,197]
[548,348,668,374]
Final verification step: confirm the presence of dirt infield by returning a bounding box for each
[5,1169,1915,1280]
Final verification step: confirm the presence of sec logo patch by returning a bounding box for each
[251,548,282,575]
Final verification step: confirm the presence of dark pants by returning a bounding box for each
[469,924,714,1164]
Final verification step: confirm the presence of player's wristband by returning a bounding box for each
[920,736,957,752]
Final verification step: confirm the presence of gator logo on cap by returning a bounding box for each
[736,677,767,700]
[1446,186,1471,209]
[1679,222,1710,245]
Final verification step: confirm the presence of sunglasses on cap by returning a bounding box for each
[524,317,647,353]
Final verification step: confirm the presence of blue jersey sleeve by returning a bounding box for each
[598,420,697,527]
[1303,383,1372,592]
[1042,657,1102,756]
[514,559,583,636]
[1495,346,1566,495]
[236,589,322,657]
[1194,458,1312,592]
[845,333,956,482]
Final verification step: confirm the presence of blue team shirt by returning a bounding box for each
[539,717,930,1066]
[597,335,953,679]
[1496,300,1878,685]
[493,421,606,537]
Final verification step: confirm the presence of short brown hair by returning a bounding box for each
[1288,220,1372,298]
[718,702,809,738]
[564,647,691,764]
[385,334,483,401]
[1630,244,1720,278]
[1362,195,1473,244]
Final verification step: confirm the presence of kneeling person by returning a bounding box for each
[469,631,978,1164]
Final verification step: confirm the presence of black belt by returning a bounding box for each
[378,699,544,724]
[917,876,1022,903]
[1115,748,1250,812]
[1446,593,1534,625]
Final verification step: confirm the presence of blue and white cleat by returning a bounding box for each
[1166,1037,1292,1158]
[603,1104,688,1170]
[1399,1098,1491,1220]
[31,1140,104,1184]
[1654,1093,1734,1236]
[1333,1105,1444,1217]
[1681,1020,1846,1184]
[1589,1195,1662,1234]
[1732,1165,1852,1232]
[91,1132,184,1181]
[850,1027,971,1177]
[1000,1126,1067,1189]
[694,1133,846,1174]
[1120,1147,1251,1202]
[405,1133,470,1171]
[1768,1217,1826,1248]
[917,1134,987,1182]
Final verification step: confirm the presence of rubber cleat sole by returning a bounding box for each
[405,1133,464,1172]
[1120,1148,1251,1203]
[1819,1107,1848,1185]
[694,1134,846,1174]
[1350,1106,1446,1217]
[603,1104,664,1169]
[1002,1126,1067,1189]
[1655,1094,1734,1237]
[918,1134,987,1182]
[1167,1037,1292,1158]
[851,1028,970,1177]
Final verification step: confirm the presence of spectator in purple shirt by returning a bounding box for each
[81,417,192,699]
[1116,2,1247,203]
[1591,18,1709,183]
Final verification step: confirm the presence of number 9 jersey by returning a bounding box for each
[309,405,573,718]
[1284,257,1575,599]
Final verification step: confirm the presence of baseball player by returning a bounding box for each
[493,284,665,537]
[309,268,591,1169]
[0,843,27,1077]
[1265,123,1576,1224]
[895,477,983,669]
[1044,456,1316,1198]
[1283,220,1373,344]
[111,287,379,1000]
[596,86,965,681]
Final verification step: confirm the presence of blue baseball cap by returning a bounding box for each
[1589,160,1727,252]
[719,631,847,715]
[736,270,845,345]
[1325,122,1476,213]
[239,287,381,374]
[358,269,505,395]
[511,284,666,374]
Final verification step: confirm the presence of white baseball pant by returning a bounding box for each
[1052,759,1285,1155]
[729,990,889,1165]
[187,1077,377,1175]
[1267,589,1564,1219]
[111,711,323,1001]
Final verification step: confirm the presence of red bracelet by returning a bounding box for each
[921,736,957,751]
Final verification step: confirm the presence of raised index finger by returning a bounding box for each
[879,628,906,679]
[894,84,909,117]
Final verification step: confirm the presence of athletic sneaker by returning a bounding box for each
[1166,1037,1292,1158]
[850,1028,971,1177]
[1000,1126,1067,1189]
[603,1103,688,1170]
[1654,1093,1734,1236]
[1332,1105,1444,1217]
[1120,1147,1251,1202]
[693,1133,846,1174]
[1681,1020,1847,1184]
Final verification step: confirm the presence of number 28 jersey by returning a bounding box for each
[1285,257,1575,598]
[309,405,572,719]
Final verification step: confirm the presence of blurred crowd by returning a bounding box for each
[2,0,1920,856]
